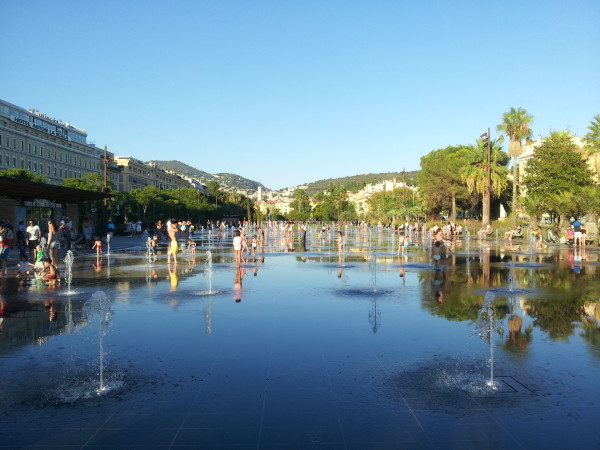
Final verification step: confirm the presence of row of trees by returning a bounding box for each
[417,109,600,226]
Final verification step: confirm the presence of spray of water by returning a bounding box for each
[82,291,112,394]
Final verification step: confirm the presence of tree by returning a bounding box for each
[583,113,600,179]
[289,189,312,221]
[418,146,470,221]
[130,185,163,219]
[523,131,593,203]
[62,172,109,192]
[0,168,50,184]
[497,107,534,223]
[461,139,510,223]
[207,181,223,206]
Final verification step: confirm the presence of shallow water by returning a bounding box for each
[1,228,599,448]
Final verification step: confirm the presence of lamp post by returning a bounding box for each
[480,128,492,227]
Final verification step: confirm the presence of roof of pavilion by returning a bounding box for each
[0,177,112,203]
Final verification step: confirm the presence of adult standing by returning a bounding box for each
[47,219,59,266]
[573,219,582,247]
[82,218,94,248]
[167,222,179,264]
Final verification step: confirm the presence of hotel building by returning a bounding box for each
[0,98,118,186]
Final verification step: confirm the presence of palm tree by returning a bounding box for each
[497,107,534,223]
[461,138,509,225]
[583,113,600,180]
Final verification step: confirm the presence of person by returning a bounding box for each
[39,258,59,284]
[567,226,575,246]
[258,227,265,252]
[478,224,492,240]
[59,222,72,253]
[106,219,116,238]
[92,236,103,255]
[0,224,8,276]
[504,225,522,240]
[573,219,582,247]
[16,221,27,257]
[167,222,179,264]
[250,235,258,256]
[82,218,94,249]
[16,255,32,280]
[397,232,409,256]
[26,220,41,251]
[233,230,243,267]
[432,240,446,268]
[34,244,45,270]
[47,219,59,266]
[186,238,196,255]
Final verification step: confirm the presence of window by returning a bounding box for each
[54,167,57,176]
[47,164,50,175]
[20,140,24,151]
[28,143,31,153]
[27,159,31,170]
[12,137,16,149]
[40,145,43,156]
[12,156,16,167]
[34,145,37,155]
[34,161,37,173]
[20,157,24,169]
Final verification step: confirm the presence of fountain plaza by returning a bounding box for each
[0,226,599,449]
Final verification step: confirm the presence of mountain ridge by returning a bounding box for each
[149,160,419,195]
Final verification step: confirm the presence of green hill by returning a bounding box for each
[303,171,419,196]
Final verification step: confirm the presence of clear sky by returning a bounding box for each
[1,0,598,190]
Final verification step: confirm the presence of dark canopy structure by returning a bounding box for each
[0,178,112,202]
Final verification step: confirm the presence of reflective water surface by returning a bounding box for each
[1,227,599,448]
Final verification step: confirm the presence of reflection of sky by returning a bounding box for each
[1,233,600,425]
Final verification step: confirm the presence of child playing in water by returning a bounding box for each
[34,244,45,270]
[16,255,32,279]
[186,239,196,255]
[92,236,103,255]
[397,232,408,256]
[432,240,446,268]
[39,258,60,285]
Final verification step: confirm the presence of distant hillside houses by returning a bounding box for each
[255,178,417,217]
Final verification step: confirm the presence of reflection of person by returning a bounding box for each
[432,268,445,303]
[168,264,179,290]
[93,256,102,273]
[337,231,344,264]
[233,267,245,302]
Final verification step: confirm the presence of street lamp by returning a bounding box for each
[480,128,492,226]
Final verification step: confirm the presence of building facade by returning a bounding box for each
[114,157,193,192]
[0,99,114,185]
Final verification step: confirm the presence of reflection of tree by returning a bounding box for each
[526,297,585,340]
[580,302,600,360]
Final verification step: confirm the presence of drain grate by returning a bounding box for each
[466,376,537,398]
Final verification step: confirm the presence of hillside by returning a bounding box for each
[303,171,419,196]
[149,160,269,194]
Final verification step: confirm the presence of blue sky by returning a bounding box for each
[2,0,598,190]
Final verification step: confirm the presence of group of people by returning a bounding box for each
[0,218,65,283]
